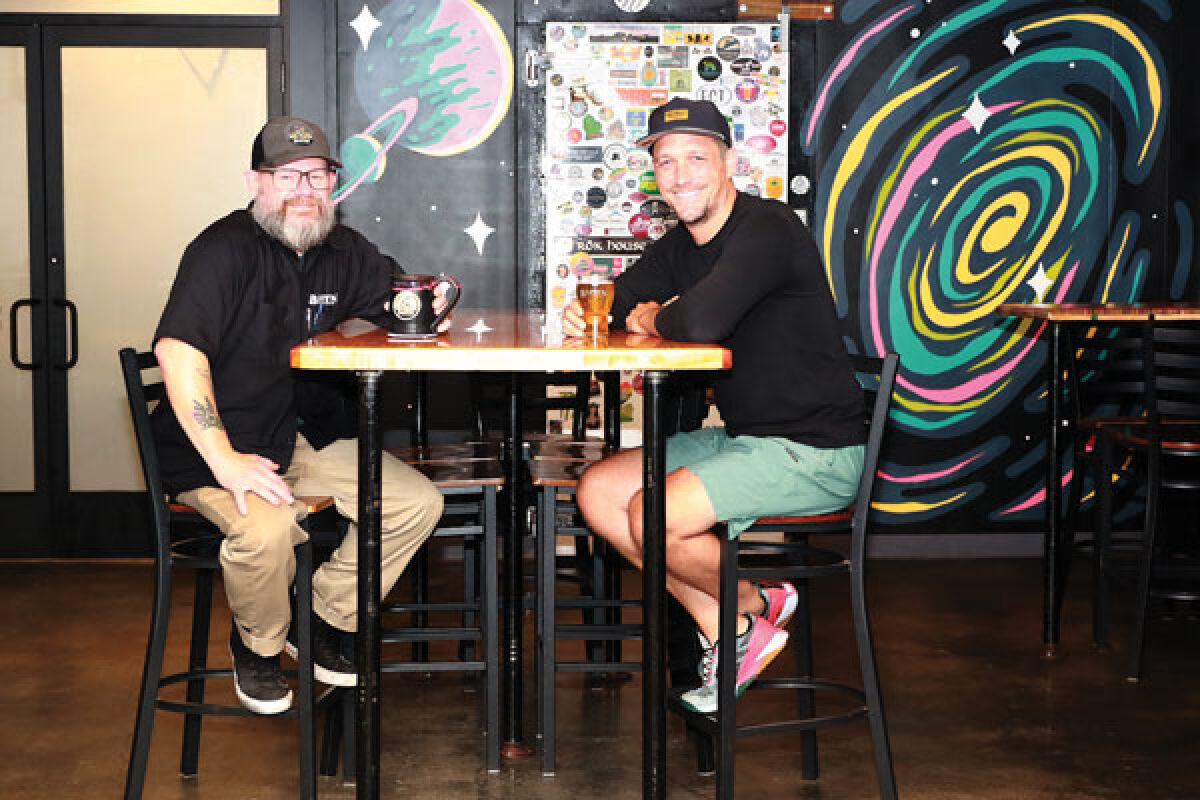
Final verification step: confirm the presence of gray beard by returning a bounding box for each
[252,199,335,253]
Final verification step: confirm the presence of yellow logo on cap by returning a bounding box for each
[287,123,314,145]
[663,110,689,123]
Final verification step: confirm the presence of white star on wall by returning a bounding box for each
[1003,30,1021,56]
[464,212,495,256]
[350,5,382,52]
[962,94,993,134]
[1026,263,1053,302]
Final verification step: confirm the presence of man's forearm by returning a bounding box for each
[154,337,237,473]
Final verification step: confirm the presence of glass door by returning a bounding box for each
[1,24,280,555]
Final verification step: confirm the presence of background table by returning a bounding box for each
[995,302,1200,657]
[292,310,730,800]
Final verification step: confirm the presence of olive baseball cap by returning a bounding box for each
[251,116,342,170]
[634,97,732,150]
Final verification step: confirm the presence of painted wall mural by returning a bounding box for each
[802,0,1187,529]
[329,0,1194,532]
[336,1,513,257]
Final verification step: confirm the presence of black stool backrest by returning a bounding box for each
[119,347,174,562]
[848,352,900,540]
[1067,322,1148,427]
[1146,320,1200,423]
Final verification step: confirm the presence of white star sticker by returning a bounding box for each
[350,5,382,52]
[1026,263,1053,302]
[1003,30,1021,55]
[464,212,495,256]
[962,94,993,134]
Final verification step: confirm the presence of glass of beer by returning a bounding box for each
[577,275,615,339]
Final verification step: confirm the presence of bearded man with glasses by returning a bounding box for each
[150,116,446,714]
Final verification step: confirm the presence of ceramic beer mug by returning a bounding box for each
[388,272,462,338]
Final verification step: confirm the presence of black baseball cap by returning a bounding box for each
[634,97,732,150]
[251,116,342,170]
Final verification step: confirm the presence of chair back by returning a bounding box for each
[1146,321,1200,423]
[119,347,178,563]
[848,352,900,556]
[1067,323,1149,430]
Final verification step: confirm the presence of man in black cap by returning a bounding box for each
[152,116,445,714]
[562,97,866,712]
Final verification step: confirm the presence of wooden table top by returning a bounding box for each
[996,302,1200,322]
[290,309,732,373]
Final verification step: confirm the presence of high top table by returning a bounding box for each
[291,309,730,800]
[995,302,1200,658]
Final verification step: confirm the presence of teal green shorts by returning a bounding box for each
[666,427,864,538]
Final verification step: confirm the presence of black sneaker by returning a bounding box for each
[228,627,293,715]
[284,608,357,687]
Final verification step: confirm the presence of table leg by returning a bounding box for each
[502,372,533,758]
[355,371,383,799]
[641,370,668,800]
[1043,323,1065,659]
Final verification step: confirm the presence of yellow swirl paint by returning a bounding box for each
[1017,13,1160,167]
[823,65,961,298]
[872,492,966,513]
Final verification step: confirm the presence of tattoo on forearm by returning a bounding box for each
[191,396,224,430]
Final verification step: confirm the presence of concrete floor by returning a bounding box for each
[1,553,1198,799]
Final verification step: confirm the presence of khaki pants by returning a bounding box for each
[178,435,443,657]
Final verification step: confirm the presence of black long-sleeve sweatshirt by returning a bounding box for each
[611,191,865,449]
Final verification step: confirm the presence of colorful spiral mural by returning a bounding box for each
[803,0,1187,526]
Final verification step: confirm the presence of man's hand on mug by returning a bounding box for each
[433,283,453,332]
[561,299,586,337]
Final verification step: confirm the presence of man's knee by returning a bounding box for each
[625,488,646,551]
[381,473,444,533]
[220,511,299,565]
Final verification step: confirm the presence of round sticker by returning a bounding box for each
[640,199,672,218]
[732,58,761,76]
[746,135,776,153]
[735,79,760,103]
[603,143,628,168]
[697,56,722,81]
[769,119,788,136]
[567,128,583,144]
[716,36,741,61]
[569,251,594,273]
[628,212,651,238]
[586,187,607,208]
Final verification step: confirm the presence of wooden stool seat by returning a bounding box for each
[388,441,502,462]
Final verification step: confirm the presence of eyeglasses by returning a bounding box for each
[261,167,337,191]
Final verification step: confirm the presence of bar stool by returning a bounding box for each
[672,352,900,800]
[119,347,342,800]
[1092,322,1200,681]
[380,451,504,771]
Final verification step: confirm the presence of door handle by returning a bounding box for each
[55,298,79,369]
[9,297,40,370]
